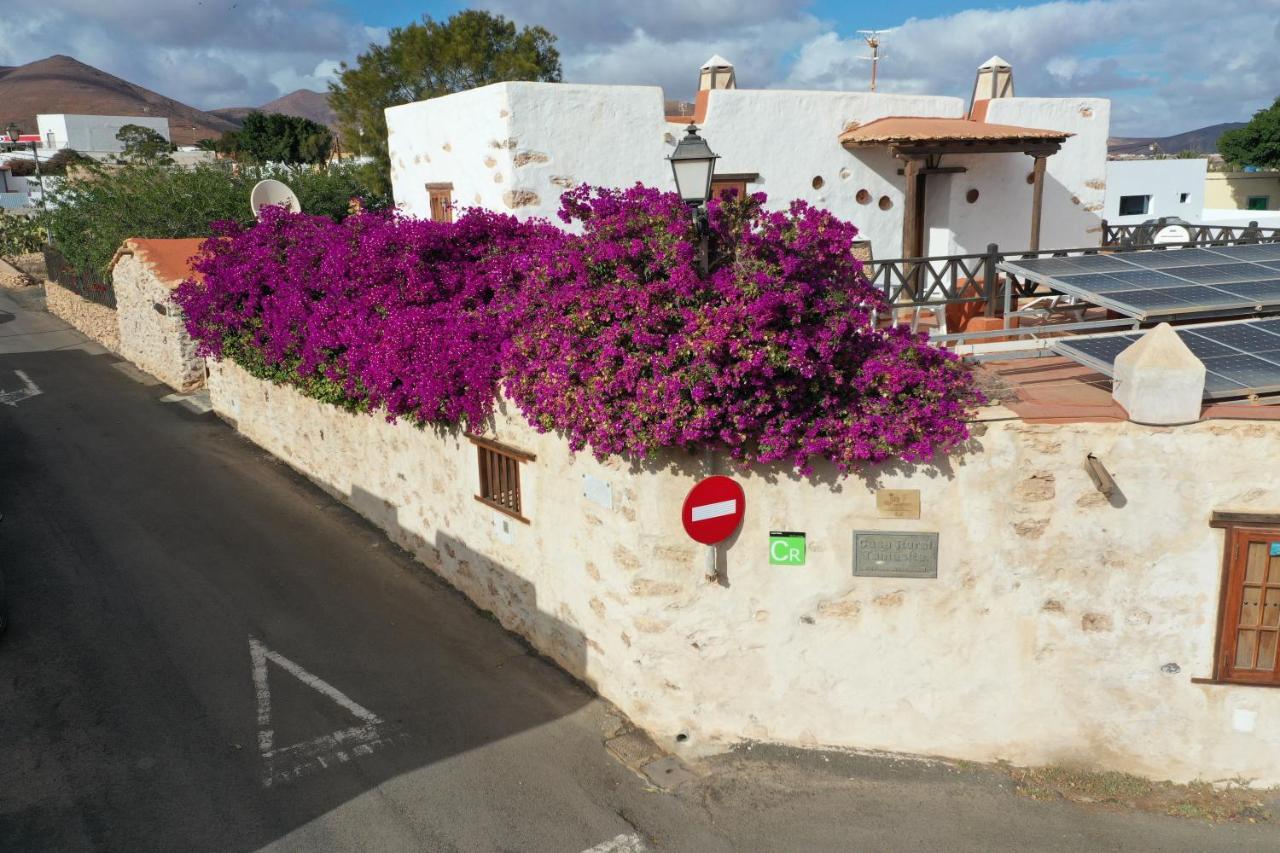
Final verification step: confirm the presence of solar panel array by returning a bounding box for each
[1053,318,1280,399]
[999,242,1280,320]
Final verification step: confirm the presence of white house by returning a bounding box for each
[1102,158,1207,225]
[36,114,171,154]
[0,164,32,209]
[386,57,1110,259]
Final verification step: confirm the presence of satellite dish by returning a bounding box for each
[250,179,301,220]
[1153,224,1191,246]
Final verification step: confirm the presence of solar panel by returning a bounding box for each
[1000,243,1280,320]
[1171,263,1270,284]
[1193,323,1280,351]
[1178,335,1238,358]
[1120,248,1237,269]
[1053,319,1280,399]
[1213,280,1280,302]
[1204,243,1280,262]
[1099,289,1200,311]
[1106,268,1187,288]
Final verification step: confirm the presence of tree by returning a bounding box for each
[43,148,93,176]
[1218,98,1280,169]
[223,112,333,165]
[116,124,174,164]
[329,10,561,192]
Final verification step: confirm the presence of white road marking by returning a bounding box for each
[249,636,401,788]
[690,499,736,522]
[580,833,650,853]
[0,369,41,407]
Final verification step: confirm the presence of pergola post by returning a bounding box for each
[1029,153,1047,252]
[900,155,926,301]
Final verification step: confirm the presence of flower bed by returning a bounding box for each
[175,187,981,472]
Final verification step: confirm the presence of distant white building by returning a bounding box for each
[36,114,171,154]
[1102,158,1280,230]
[0,163,33,209]
[1102,159,1206,225]
[386,56,1111,258]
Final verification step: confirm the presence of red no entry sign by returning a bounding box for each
[681,476,745,545]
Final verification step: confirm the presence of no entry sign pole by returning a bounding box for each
[682,473,746,582]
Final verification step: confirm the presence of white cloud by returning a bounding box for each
[2,0,1276,133]
[490,0,1280,135]
[780,0,1280,135]
[0,0,370,108]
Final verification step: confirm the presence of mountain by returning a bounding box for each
[1108,122,1245,157]
[0,54,239,146]
[211,90,338,131]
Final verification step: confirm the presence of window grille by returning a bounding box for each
[469,435,533,522]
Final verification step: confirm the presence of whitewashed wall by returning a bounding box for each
[207,358,1280,786]
[970,97,1111,252]
[388,83,1110,256]
[36,114,171,153]
[1104,159,1207,225]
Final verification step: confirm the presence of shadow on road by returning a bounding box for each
[0,347,595,853]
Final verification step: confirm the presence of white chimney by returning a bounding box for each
[699,55,737,91]
[969,55,1014,117]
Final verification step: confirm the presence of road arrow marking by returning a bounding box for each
[249,636,400,788]
[0,370,41,407]
[580,833,651,853]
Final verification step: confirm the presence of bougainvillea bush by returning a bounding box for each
[503,185,982,471]
[174,206,561,428]
[175,187,981,472]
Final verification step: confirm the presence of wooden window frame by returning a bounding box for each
[468,435,534,524]
[1201,513,1280,687]
[426,182,454,223]
[710,172,759,202]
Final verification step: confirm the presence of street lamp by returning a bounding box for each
[5,122,44,209]
[667,124,720,275]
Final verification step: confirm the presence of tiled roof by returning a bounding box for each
[110,237,208,288]
[840,116,1071,147]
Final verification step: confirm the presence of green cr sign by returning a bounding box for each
[769,531,806,566]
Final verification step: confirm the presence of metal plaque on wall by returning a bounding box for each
[852,531,939,578]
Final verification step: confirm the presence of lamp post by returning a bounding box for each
[667,124,720,276]
[5,122,44,209]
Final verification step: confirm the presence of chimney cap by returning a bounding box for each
[701,54,735,69]
[979,55,1012,69]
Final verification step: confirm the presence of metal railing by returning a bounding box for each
[1101,220,1280,247]
[864,221,1280,317]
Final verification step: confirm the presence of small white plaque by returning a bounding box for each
[493,514,515,545]
[583,474,613,510]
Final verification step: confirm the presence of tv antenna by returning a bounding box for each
[857,30,893,92]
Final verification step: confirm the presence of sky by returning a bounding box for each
[2,0,1278,136]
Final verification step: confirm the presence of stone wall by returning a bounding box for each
[0,252,45,287]
[206,358,1280,786]
[44,279,119,352]
[113,251,204,391]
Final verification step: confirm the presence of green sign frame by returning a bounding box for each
[769,531,806,566]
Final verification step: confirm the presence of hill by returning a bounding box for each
[0,54,239,146]
[1108,122,1245,157]
[211,90,337,131]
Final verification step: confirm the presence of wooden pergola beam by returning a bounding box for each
[1029,153,1048,252]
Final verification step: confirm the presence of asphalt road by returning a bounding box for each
[2,283,1278,853]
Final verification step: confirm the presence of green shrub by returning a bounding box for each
[41,161,387,281]
[0,213,46,256]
